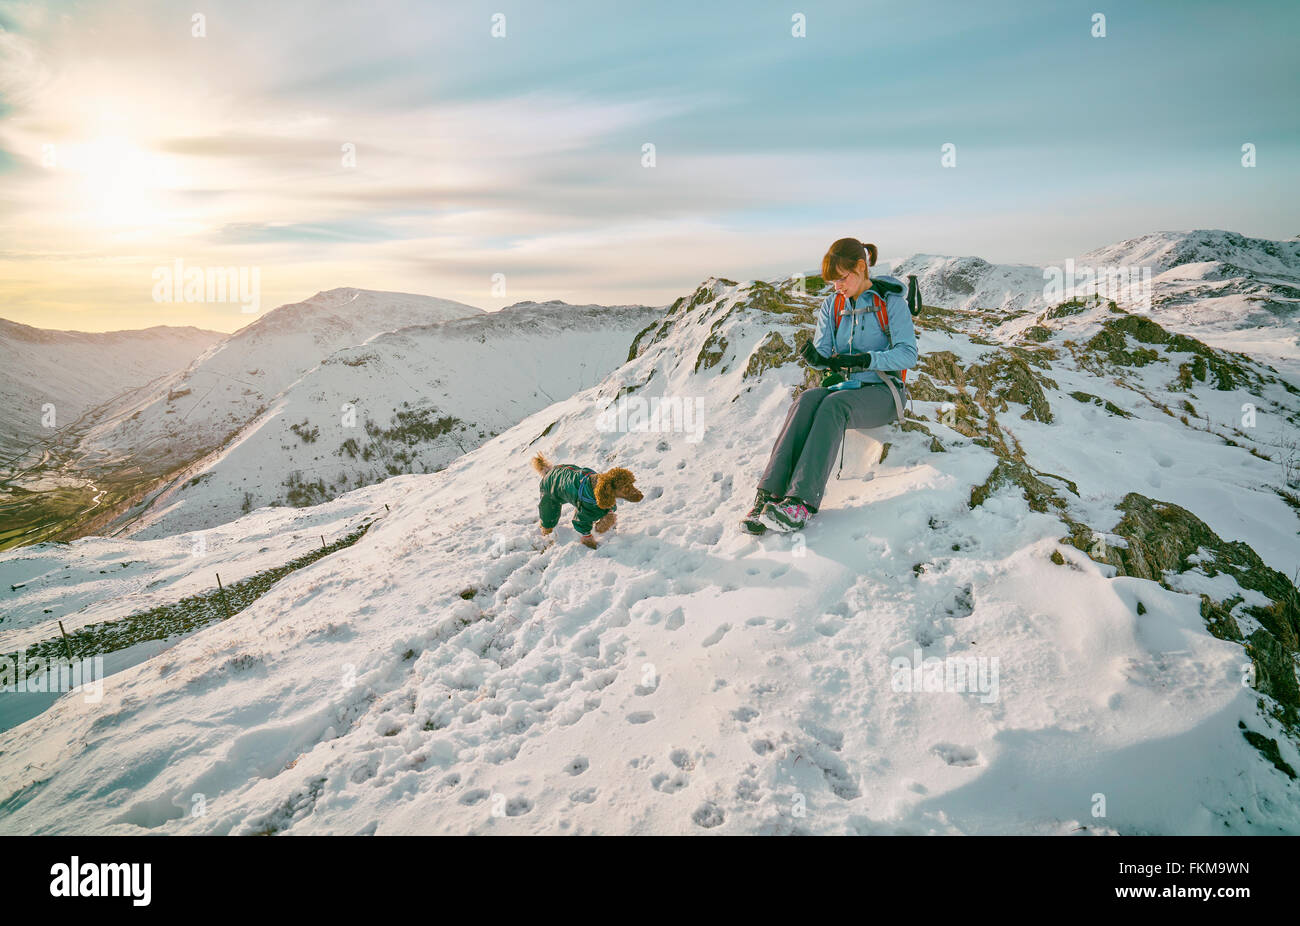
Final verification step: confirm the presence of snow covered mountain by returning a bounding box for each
[119,299,663,539]
[70,287,485,476]
[896,230,1300,361]
[1076,230,1300,348]
[890,254,1048,315]
[0,318,223,466]
[2,267,1298,834]
[0,288,486,550]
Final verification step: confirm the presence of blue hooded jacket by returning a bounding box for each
[812,273,918,388]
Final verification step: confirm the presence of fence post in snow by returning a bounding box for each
[216,573,233,620]
[57,620,75,661]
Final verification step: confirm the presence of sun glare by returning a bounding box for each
[61,135,178,228]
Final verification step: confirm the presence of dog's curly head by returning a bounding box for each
[594,467,643,508]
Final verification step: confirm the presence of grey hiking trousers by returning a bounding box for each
[758,382,900,510]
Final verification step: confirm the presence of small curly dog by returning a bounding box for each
[531,452,643,549]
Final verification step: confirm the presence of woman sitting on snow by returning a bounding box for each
[742,238,918,534]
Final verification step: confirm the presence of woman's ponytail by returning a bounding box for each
[859,241,878,267]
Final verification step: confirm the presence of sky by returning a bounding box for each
[0,0,1297,333]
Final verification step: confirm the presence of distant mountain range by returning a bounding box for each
[894,229,1300,355]
[0,289,658,548]
[0,318,224,462]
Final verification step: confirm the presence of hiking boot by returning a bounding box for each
[740,488,778,535]
[759,495,812,532]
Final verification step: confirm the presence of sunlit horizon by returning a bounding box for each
[2,0,1297,333]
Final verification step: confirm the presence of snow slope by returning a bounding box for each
[891,255,1048,314]
[119,300,663,539]
[0,318,223,467]
[896,230,1300,362]
[1,272,1297,835]
[67,288,484,477]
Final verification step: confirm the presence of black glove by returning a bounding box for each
[819,371,845,388]
[830,351,873,370]
[799,339,830,369]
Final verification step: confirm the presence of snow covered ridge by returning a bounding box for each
[0,318,224,461]
[2,267,1299,835]
[0,289,657,550]
[71,287,487,478]
[116,299,662,539]
[895,230,1300,354]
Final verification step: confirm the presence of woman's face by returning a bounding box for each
[829,259,867,297]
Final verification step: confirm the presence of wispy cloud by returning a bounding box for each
[0,0,1296,331]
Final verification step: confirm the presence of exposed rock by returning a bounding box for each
[969,355,1058,423]
[969,459,1073,513]
[1241,725,1297,779]
[919,351,967,389]
[1068,391,1133,418]
[744,331,796,380]
[1083,315,1261,392]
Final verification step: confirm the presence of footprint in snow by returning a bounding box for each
[651,771,689,793]
[692,802,725,828]
[692,523,723,546]
[627,711,655,724]
[701,624,730,647]
[633,677,659,696]
[565,756,590,776]
[504,796,533,817]
[932,743,981,767]
[946,583,974,618]
[798,718,844,751]
[814,618,842,637]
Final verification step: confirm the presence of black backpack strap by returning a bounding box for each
[906,275,921,315]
